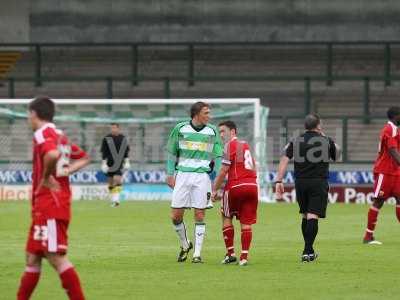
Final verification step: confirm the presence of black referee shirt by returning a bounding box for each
[283,131,337,179]
[100,134,130,166]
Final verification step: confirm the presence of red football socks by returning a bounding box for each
[223,225,235,256]
[59,267,85,300]
[364,206,380,240]
[17,266,41,300]
[396,205,400,223]
[240,228,252,261]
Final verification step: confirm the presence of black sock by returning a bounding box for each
[303,218,318,255]
[301,218,307,242]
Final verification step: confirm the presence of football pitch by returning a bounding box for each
[1,201,399,300]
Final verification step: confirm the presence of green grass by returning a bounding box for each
[1,201,400,300]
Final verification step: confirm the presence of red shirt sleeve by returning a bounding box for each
[385,127,398,149]
[40,138,58,155]
[70,143,87,160]
[222,143,232,165]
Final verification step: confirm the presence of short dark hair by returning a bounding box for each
[304,113,321,130]
[190,101,210,118]
[387,106,400,120]
[218,120,237,133]
[28,96,55,122]
[110,123,120,127]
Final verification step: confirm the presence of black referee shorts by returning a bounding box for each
[295,178,329,218]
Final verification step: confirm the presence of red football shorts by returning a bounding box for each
[26,219,69,256]
[222,184,258,225]
[373,173,400,200]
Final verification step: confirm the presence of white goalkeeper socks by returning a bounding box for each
[193,222,206,257]
[174,221,190,249]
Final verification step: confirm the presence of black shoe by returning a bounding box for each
[221,255,237,264]
[309,253,319,262]
[192,256,203,263]
[301,254,310,263]
[177,242,193,262]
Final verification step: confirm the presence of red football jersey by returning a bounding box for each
[222,137,257,190]
[32,123,86,221]
[373,121,400,176]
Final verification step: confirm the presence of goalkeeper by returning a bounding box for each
[100,123,130,207]
[166,101,223,263]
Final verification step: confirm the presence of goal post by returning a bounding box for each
[0,98,271,202]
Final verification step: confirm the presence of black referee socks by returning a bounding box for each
[301,218,307,242]
[303,218,318,255]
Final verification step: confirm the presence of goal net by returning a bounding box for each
[0,99,270,201]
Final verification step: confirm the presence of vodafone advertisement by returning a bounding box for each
[0,169,388,204]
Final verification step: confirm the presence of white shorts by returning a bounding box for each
[171,172,212,209]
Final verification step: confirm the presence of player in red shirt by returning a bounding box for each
[212,121,258,266]
[363,106,400,245]
[17,97,90,300]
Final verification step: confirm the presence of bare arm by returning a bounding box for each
[389,148,400,165]
[276,156,290,182]
[275,156,290,198]
[213,164,230,192]
[40,150,60,190]
[43,150,60,180]
[68,155,91,174]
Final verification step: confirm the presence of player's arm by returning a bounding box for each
[41,149,61,190]
[212,128,224,174]
[328,137,341,161]
[122,136,131,170]
[69,144,90,174]
[389,148,400,165]
[166,125,179,188]
[385,128,400,165]
[213,164,229,195]
[275,140,294,199]
[100,137,109,173]
[65,144,90,175]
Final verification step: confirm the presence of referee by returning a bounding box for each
[100,123,130,207]
[275,114,340,262]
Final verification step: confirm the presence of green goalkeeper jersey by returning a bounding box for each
[166,121,223,175]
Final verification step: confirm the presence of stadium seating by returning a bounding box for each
[0,51,21,79]
[0,44,399,163]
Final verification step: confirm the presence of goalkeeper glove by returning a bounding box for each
[101,160,109,173]
[123,158,131,171]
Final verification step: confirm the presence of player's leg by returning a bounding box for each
[363,173,388,244]
[301,213,307,242]
[191,173,211,263]
[363,197,384,243]
[110,174,123,207]
[221,190,236,263]
[17,253,42,300]
[46,253,85,300]
[221,216,236,264]
[303,213,319,262]
[171,208,192,262]
[192,208,206,263]
[45,219,85,300]
[107,176,114,203]
[295,179,309,257]
[393,176,400,223]
[395,198,400,222]
[237,185,258,266]
[302,179,328,262]
[171,172,192,262]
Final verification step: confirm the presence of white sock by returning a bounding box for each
[174,222,190,249]
[193,223,206,257]
[111,191,120,203]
